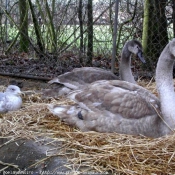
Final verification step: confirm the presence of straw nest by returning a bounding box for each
[0,79,175,175]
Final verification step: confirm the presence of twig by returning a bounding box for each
[0,161,20,171]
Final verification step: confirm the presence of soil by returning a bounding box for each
[0,75,48,90]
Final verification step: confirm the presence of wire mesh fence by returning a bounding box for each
[0,0,174,78]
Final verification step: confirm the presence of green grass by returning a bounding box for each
[1,24,114,53]
[1,24,174,55]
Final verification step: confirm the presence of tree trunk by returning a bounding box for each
[78,0,83,52]
[19,0,29,53]
[28,0,44,54]
[111,0,119,73]
[45,0,57,53]
[78,0,83,64]
[86,0,93,66]
[156,0,168,54]
[142,0,168,71]
[172,0,175,37]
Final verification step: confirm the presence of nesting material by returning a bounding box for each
[0,80,175,174]
[138,77,158,96]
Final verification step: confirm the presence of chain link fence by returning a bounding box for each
[0,0,174,78]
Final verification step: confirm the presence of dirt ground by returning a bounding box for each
[0,75,49,91]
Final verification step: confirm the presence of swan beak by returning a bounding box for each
[48,77,59,84]
[19,91,25,96]
[137,49,146,63]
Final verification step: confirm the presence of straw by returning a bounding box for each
[0,80,175,174]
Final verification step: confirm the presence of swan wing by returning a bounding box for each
[68,80,160,120]
[48,80,161,136]
[48,67,118,89]
[0,92,7,113]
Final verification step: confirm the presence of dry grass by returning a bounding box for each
[0,80,175,175]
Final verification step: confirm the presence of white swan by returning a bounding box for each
[0,85,22,113]
[44,40,145,97]
[48,38,175,138]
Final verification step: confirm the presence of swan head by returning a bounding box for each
[5,85,22,96]
[127,40,146,63]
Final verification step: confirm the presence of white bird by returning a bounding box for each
[48,38,175,138]
[0,85,22,113]
[44,40,145,97]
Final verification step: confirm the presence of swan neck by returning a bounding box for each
[120,48,136,84]
[156,44,175,132]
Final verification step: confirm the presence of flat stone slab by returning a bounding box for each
[0,138,69,174]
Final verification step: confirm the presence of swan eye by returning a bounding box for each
[78,111,84,120]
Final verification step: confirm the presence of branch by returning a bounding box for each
[58,1,115,55]
[116,0,138,53]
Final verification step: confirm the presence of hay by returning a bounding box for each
[0,80,175,174]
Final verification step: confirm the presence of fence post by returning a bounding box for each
[111,0,119,73]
